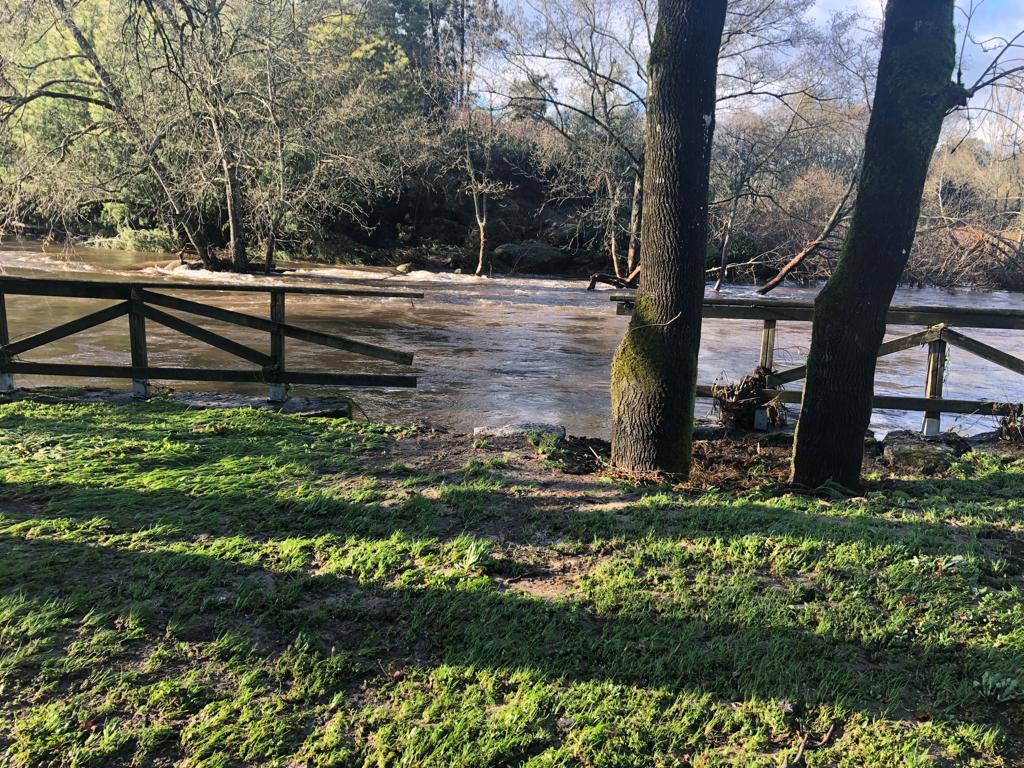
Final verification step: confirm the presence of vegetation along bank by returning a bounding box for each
[2,0,1022,288]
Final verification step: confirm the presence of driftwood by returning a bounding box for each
[587,264,641,291]
[711,367,787,430]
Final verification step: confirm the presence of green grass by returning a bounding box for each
[0,400,1022,766]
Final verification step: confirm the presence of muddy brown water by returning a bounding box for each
[2,241,1022,437]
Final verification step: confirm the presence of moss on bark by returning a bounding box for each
[791,0,959,489]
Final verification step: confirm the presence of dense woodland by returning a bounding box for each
[1,0,1023,288]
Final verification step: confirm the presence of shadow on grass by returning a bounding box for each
[1,472,1021,564]
[0,517,1020,725]
[1,403,1023,764]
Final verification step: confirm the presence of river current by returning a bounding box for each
[2,242,1022,437]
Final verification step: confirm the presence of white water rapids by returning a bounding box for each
[2,241,1022,437]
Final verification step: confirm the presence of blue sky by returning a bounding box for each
[811,0,1024,83]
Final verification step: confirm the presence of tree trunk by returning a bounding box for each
[791,0,967,489]
[50,0,213,268]
[264,229,276,275]
[713,193,741,291]
[610,0,728,476]
[211,120,249,271]
[626,171,642,273]
[474,197,487,276]
[223,159,248,271]
[605,174,622,278]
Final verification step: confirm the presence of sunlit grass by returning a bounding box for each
[0,400,1021,766]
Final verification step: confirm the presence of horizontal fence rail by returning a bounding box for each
[611,290,1024,434]
[0,276,424,402]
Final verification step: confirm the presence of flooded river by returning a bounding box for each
[2,241,1022,437]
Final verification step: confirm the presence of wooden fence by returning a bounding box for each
[611,291,1024,435]
[0,276,422,401]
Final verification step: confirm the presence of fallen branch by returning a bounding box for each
[587,263,641,290]
[758,164,860,295]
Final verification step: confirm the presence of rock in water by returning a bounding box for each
[881,430,970,473]
[492,241,568,274]
[473,423,566,440]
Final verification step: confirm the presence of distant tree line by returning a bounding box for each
[1,0,1022,289]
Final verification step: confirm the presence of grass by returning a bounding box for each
[0,400,1021,766]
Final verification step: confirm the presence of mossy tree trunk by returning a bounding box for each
[791,0,968,489]
[610,0,727,476]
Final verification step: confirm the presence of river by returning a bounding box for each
[1,241,1022,438]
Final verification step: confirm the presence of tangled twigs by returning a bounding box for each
[998,403,1024,442]
[711,366,787,430]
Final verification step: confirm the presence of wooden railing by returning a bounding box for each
[0,276,423,401]
[611,291,1024,434]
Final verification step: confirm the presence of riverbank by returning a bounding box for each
[1,400,1022,765]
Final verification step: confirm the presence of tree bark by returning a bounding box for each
[791,0,967,489]
[610,0,728,476]
[222,157,248,271]
[475,214,487,276]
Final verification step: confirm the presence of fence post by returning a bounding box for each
[128,287,151,399]
[0,292,13,393]
[753,319,777,431]
[759,319,777,371]
[268,289,287,402]
[922,334,947,436]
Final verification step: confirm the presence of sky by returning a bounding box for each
[811,0,1024,83]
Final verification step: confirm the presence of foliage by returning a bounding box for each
[0,0,1022,285]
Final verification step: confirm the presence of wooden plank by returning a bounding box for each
[128,290,150,398]
[696,384,1018,416]
[610,291,1024,330]
[140,304,272,367]
[768,326,941,386]
[923,339,947,435]
[940,327,1024,377]
[2,361,417,388]
[0,292,11,392]
[140,289,414,365]
[0,275,423,300]
[1,302,130,356]
[268,290,287,402]
[270,290,285,370]
[140,289,274,332]
[0,277,130,300]
[759,319,777,370]
[0,293,9,347]
[281,323,413,365]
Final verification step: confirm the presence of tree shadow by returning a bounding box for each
[1,471,1020,567]
[2,405,1023,761]
[1,520,1021,727]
